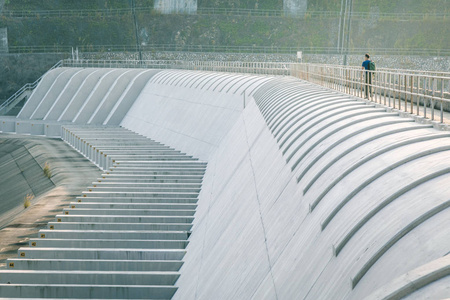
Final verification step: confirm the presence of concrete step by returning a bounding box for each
[47,222,192,231]
[111,164,206,169]
[16,248,186,260]
[97,176,204,184]
[0,270,180,285]
[90,182,203,189]
[54,215,195,224]
[28,239,189,249]
[0,284,176,299]
[37,230,189,240]
[104,150,185,155]
[113,161,207,167]
[108,155,196,161]
[75,196,198,204]
[69,202,197,210]
[46,222,193,231]
[79,192,200,199]
[84,186,201,193]
[106,170,206,175]
[6,258,183,271]
[62,208,195,216]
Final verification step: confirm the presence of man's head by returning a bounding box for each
[365,53,370,60]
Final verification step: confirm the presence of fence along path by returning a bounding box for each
[0,126,207,299]
[291,64,450,126]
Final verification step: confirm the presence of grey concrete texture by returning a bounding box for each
[0,125,206,298]
[0,284,177,299]
[170,76,450,300]
[7,258,183,271]
[13,68,160,127]
[1,67,449,299]
[120,70,273,160]
[0,135,101,229]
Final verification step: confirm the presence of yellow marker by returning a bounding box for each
[93,185,96,188]
[65,211,69,215]
[78,199,82,202]
[57,218,62,222]
[71,205,75,209]
[50,225,54,229]
[40,234,45,238]
[9,262,14,268]
[89,189,92,192]
[83,195,86,197]
[20,252,25,257]
[31,242,36,246]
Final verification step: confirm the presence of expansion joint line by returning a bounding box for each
[243,116,280,300]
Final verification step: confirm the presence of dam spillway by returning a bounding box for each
[0,67,449,299]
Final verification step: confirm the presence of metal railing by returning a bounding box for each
[3,58,449,125]
[61,59,291,75]
[0,60,63,114]
[291,64,450,123]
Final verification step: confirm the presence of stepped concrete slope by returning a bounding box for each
[0,126,207,299]
[0,68,449,299]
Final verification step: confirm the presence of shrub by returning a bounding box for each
[24,194,34,208]
[43,161,52,178]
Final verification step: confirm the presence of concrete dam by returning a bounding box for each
[0,66,449,299]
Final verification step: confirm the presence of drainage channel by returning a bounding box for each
[0,126,207,299]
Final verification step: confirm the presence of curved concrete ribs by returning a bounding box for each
[14,67,161,126]
[253,77,450,298]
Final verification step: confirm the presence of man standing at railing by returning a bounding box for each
[362,53,373,99]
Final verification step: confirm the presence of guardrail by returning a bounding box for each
[3,58,449,125]
[0,60,63,115]
[61,59,291,75]
[291,63,450,123]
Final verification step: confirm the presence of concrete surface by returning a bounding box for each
[0,134,101,270]
[1,68,449,299]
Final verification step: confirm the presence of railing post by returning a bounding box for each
[431,77,435,121]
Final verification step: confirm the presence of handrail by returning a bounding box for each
[291,63,450,124]
[0,60,63,113]
[61,59,291,76]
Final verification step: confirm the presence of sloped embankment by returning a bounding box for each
[0,135,101,267]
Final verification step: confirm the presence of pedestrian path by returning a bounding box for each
[0,126,207,299]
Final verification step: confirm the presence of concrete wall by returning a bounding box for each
[0,27,7,53]
[120,70,272,160]
[284,0,307,16]
[154,0,197,14]
[120,71,450,299]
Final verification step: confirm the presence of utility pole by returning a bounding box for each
[337,0,345,53]
[343,0,353,66]
[131,0,142,63]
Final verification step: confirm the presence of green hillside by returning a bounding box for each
[1,0,448,52]
[0,0,449,102]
